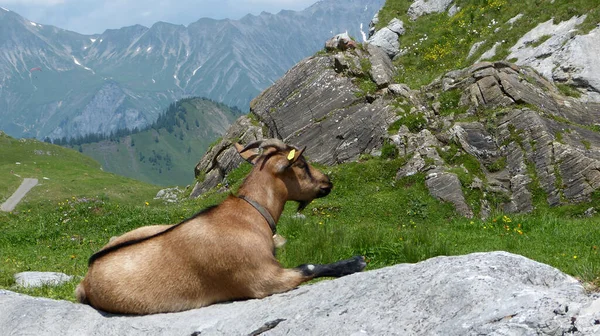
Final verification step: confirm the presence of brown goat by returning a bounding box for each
[75,139,366,314]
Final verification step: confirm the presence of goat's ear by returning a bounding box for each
[275,147,306,173]
[234,142,260,165]
[287,146,306,164]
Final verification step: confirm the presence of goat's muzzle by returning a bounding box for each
[317,181,333,198]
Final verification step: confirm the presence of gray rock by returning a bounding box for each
[552,26,600,102]
[477,41,502,62]
[14,272,73,288]
[508,16,585,80]
[584,207,597,217]
[190,115,264,198]
[425,171,473,217]
[408,0,454,20]
[506,13,524,26]
[467,41,485,59]
[507,16,600,102]
[447,4,460,17]
[387,18,405,35]
[154,187,181,203]
[450,123,499,161]
[250,54,394,166]
[368,12,379,38]
[396,152,426,178]
[2,252,598,335]
[367,18,404,59]
[366,43,395,88]
[388,83,413,98]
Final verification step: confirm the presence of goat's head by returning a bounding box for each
[235,139,332,210]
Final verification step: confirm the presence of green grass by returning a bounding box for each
[2,154,599,301]
[438,89,468,116]
[557,83,582,98]
[375,0,600,89]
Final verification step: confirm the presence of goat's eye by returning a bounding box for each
[295,161,307,169]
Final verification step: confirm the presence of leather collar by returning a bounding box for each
[238,195,277,235]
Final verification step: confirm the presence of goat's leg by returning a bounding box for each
[296,255,367,278]
[255,256,366,298]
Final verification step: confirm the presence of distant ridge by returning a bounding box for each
[0,0,385,140]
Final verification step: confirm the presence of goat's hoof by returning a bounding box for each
[337,255,367,276]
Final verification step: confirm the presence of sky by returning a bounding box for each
[0,0,320,34]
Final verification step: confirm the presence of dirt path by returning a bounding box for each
[1,178,38,212]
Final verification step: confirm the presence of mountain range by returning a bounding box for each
[0,0,384,140]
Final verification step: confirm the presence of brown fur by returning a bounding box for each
[76,140,334,314]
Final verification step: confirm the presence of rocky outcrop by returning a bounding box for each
[191,20,600,217]
[192,49,600,217]
[508,16,600,102]
[388,61,600,217]
[1,252,599,335]
[252,51,395,165]
[191,43,396,196]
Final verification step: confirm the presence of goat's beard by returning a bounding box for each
[296,200,311,212]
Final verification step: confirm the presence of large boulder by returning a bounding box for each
[1,252,598,335]
[251,55,394,165]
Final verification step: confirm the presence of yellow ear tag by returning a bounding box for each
[287,149,296,161]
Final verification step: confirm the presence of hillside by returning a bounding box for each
[68,97,241,186]
[0,0,385,140]
[376,0,600,90]
[0,131,159,207]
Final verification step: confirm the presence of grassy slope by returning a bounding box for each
[0,133,159,206]
[1,154,598,301]
[376,0,600,88]
[76,98,240,187]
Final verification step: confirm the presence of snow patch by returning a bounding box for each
[30,21,40,27]
[147,46,152,52]
[192,65,202,76]
[90,38,97,43]
[72,56,95,74]
[152,79,156,84]
[360,23,367,42]
[1,7,9,11]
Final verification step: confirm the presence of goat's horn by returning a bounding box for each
[258,138,288,151]
[240,139,289,153]
[239,140,264,153]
